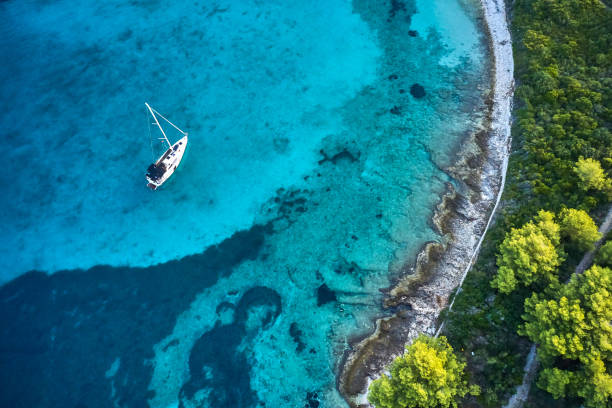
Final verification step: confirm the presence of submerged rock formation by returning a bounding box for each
[409,83,426,98]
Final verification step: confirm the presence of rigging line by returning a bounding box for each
[151,107,188,136]
[148,108,156,162]
[146,102,172,148]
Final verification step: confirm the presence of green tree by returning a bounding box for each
[536,357,612,408]
[596,241,612,267]
[521,293,587,363]
[559,208,602,252]
[537,367,574,399]
[575,158,607,191]
[368,335,479,408]
[520,265,612,407]
[492,211,563,294]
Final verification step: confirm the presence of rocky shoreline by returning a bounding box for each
[338,0,515,406]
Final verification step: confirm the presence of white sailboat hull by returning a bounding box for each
[146,135,188,190]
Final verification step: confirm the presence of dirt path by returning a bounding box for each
[502,345,537,408]
[503,205,612,408]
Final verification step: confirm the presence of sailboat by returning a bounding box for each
[145,102,188,190]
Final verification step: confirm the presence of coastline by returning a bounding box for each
[338,0,515,405]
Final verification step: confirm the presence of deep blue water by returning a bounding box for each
[0,0,490,406]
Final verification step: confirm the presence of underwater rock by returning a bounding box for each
[306,391,320,408]
[318,148,359,165]
[316,284,337,306]
[410,83,426,98]
[390,106,401,115]
[263,189,312,227]
[290,322,306,353]
[408,30,418,37]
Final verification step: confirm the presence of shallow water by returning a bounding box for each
[0,0,490,406]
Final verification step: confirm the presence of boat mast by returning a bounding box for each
[145,102,172,148]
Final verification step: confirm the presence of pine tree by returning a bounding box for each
[368,335,479,408]
[492,211,563,294]
[575,158,607,191]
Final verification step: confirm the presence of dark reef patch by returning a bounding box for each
[290,322,306,353]
[179,286,281,408]
[410,83,426,98]
[266,188,312,227]
[317,284,337,306]
[0,223,271,408]
[306,391,320,408]
[318,148,359,165]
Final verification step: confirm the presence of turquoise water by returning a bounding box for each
[0,0,490,406]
